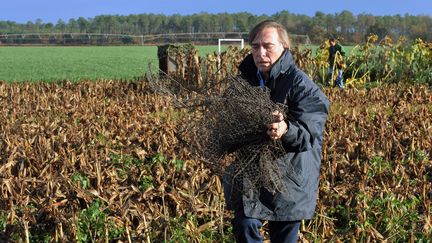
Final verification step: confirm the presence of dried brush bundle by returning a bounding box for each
[148,74,294,195]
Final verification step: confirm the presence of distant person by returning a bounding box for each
[224,20,330,243]
[325,37,345,89]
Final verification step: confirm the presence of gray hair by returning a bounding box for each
[249,20,290,49]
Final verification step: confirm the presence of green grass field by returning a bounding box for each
[0,46,230,82]
[0,46,153,82]
[0,45,322,82]
[0,45,226,82]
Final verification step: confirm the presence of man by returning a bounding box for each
[326,37,345,89]
[226,20,330,242]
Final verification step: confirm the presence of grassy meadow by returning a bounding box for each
[0,46,157,82]
[0,45,241,82]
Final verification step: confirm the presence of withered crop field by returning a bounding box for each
[0,80,431,242]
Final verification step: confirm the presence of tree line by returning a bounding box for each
[0,10,431,44]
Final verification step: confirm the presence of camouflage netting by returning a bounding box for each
[149,74,294,195]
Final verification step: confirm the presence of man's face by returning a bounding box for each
[251,27,285,74]
[329,40,336,46]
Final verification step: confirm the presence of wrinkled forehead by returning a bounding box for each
[251,27,280,44]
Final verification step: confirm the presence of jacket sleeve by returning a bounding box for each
[337,44,345,56]
[281,72,330,152]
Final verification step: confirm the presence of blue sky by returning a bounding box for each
[1,0,431,24]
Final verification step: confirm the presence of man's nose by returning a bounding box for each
[257,46,267,57]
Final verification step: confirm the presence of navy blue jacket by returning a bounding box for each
[224,50,330,221]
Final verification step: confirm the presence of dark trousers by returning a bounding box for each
[233,208,301,243]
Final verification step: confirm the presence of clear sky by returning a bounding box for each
[1,0,431,24]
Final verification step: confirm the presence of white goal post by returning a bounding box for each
[218,38,244,54]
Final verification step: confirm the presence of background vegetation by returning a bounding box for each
[1,34,430,87]
[1,11,431,44]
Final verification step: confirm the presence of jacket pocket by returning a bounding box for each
[276,155,306,188]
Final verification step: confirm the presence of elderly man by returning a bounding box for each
[225,20,330,242]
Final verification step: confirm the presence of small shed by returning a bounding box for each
[157,43,195,76]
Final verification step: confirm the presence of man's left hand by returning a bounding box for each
[267,111,288,140]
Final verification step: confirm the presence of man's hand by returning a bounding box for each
[267,111,288,140]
